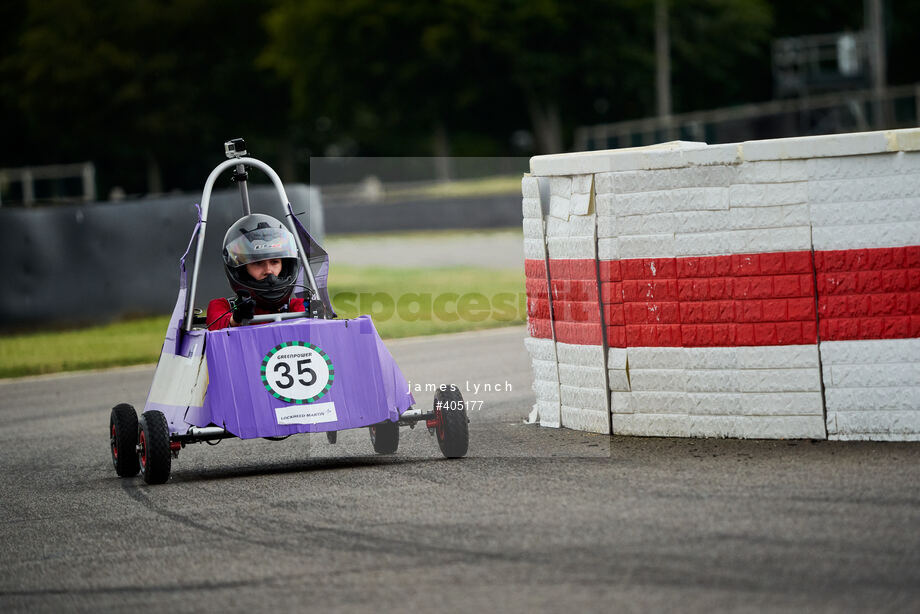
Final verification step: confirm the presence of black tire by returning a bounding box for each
[138,410,171,485]
[326,430,337,444]
[110,403,140,477]
[369,420,399,454]
[433,385,469,458]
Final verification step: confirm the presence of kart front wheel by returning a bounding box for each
[369,421,399,454]
[138,410,171,485]
[433,385,469,458]
[110,403,140,477]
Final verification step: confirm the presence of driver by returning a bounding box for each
[207,213,306,330]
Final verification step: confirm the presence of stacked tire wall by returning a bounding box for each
[522,129,920,440]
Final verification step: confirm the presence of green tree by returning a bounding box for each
[669,0,773,111]
[262,0,500,159]
[488,0,656,152]
[263,0,775,155]
[3,0,290,196]
[262,0,658,155]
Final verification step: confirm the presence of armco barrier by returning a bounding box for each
[522,129,920,441]
[0,185,323,331]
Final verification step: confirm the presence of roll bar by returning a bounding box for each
[184,157,320,332]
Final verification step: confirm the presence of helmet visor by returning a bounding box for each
[224,226,299,267]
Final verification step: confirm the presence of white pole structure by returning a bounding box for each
[22,168,34,207]
[655,0,673,141]
[866,0,888,127]
[82,162,96,202]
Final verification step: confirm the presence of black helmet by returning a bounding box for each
[221,214,301,311]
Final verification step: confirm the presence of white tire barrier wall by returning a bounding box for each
[522,129,920,440]
[525,336,561,428]
[807,142,920,440]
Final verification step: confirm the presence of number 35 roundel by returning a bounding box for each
[260,342,334,404]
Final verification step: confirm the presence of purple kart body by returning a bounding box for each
[143,213,414,441]
[109,149,468,485]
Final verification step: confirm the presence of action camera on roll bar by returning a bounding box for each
[224,138,248,159]
[225,138,251,212]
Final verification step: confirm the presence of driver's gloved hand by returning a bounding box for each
[232,292,256,324]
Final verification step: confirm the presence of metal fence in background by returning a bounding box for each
[574,83,920,151]
[0,162,96,207]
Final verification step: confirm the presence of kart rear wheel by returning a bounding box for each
[369,421,399,454]
[138,410,171,485]
[433,385,469,458]
[110,403,140,477]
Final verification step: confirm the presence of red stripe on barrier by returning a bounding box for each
[815,246,920,272]
[527,246,920,346]
[551,279,598,302]
[527,317,553,339]
[622,279,680,302]
[603,303,625,325]
[622,258,679,280]
[524,259,546,280]
[553,300,602,323]
[607,326,627,348]
[527,297,551,320]
[612,251,818,347]
[600,281,623,304]
[549,259,596,281]
[599,260,622,282]
[554,321,604,345]
[525,278,549,299]
[816,246,920,341]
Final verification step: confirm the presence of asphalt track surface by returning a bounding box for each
[1,326,918,613]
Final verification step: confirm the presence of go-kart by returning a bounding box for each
[109,139,468,484]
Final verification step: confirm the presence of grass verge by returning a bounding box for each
[386,175,522,200]
[0,265,525,379]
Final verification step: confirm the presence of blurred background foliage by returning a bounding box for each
[2,0,918,198]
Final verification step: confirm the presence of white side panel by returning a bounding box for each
[616,346,825,439]
[147,353,208,408]
[821,339,920,440]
